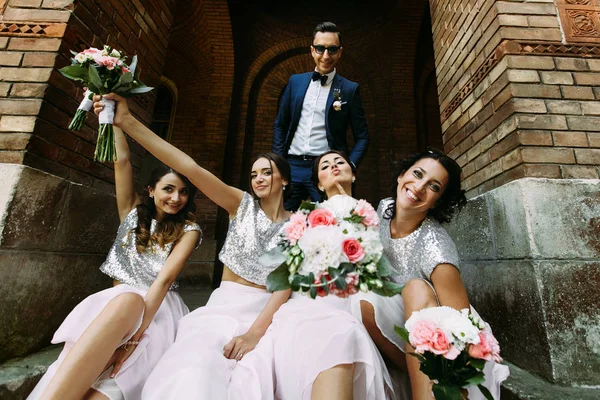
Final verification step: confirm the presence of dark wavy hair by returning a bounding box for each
[313,21,342,45]
[311,150,356,201]
[134,164,198,253]
[249,152,292,202]
[383,148,466,224]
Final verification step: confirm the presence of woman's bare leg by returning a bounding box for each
[360,300,407,370]
[312,364,354,400]
[40,292,145,400]
[402,279,438,400]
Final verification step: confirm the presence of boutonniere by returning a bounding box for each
[332,89,346,111]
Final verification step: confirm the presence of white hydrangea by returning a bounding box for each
[297,225,346,275]
[355,227,383,264]
[320,195,357,221]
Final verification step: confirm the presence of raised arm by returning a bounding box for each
[113,126,141,222]
[94,93,243,215]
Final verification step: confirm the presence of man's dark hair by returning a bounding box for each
[313,21,342,46]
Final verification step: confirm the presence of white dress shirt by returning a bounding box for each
[288,69,336,156]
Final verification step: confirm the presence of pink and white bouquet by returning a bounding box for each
[59,45,152,162]
[265,195,403,299]
[396,306,502,400]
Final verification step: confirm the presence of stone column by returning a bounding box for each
[430,0,600,392]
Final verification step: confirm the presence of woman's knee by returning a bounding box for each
[402,279,436,310]
[109,292,145,316]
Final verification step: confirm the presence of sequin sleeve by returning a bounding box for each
[419,219,461,281]
[183,222,203,250]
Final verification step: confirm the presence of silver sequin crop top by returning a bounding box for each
[219,192,287,286]
[100,208,202,291]
[378,198,460,285]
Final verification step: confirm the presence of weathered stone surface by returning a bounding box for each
[536,261,600,385]
[52,182,118,253]
[443,195,494,261]
[461,260,553,380]
[0,345,60,400]
[0,166,68,249]
[501,362,600,400]
[0,251,110,363]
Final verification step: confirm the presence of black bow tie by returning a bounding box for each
[312,71,328,86]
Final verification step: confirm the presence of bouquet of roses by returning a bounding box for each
[265,195,403,299]
[59,45,152,162]
[396,306,503,400]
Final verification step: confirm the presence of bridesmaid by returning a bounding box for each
[229,150,394,400]
[353,148,509,399]
[93,94,292,399]
[28,124,202,400]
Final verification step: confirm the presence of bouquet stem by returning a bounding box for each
[69,89,94,131]
[95,98,117,163]
[94,123,116,163]
[68,109,87,131]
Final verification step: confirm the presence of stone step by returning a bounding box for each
[0,345,61,399]
[501,362,600,400]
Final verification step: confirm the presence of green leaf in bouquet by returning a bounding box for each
[88,65,104,94]
[258,245,287,267]
[394,326,410,343]
[376,254,393,277]
[298,201,316,212]
[477,384,494,400]
[119,72,134,86]
[126,85,154,95]
[310,285,317,299]
[432,383,463,400]
[59,65,88,82]
[466,372,485,386]
[371,280,403,297]
[301,273,315,292]
[70,50,79,56]
[266,263,291,292]
[469,358,485,370]
[290,274,303,292]
[129,54,138,75]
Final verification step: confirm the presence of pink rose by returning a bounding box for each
[342,239,365,263]
[409,320,437,352]
[469,330,502,362]
[444,345,461,360]
[284,212,307,245]
[83,47,101,55]
[328,271,359,298]
[307,208,336,228]
[353,200,379,226]
[429,328,451,355]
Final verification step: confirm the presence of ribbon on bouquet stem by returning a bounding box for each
[98,97,116,125]
[78,89,94,111]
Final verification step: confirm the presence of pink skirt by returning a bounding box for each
[27,284,188,400]
[229,293,394,400]
[141,281,273,400]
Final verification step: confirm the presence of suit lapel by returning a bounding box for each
[325,74,343,135]
[293,73,312,122]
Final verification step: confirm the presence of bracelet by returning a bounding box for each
[121,340,139,351]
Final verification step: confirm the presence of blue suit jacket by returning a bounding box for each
[272,72,369,167]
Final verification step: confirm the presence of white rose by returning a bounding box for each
[333,100,342,111]
[320,195,357,221]
[110,49,121,58]
[74,53,87,63]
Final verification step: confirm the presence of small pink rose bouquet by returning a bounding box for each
[265,195,402,299]
[396,306,503,400]
[59,45,152,162]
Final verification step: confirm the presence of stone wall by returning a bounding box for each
[446,178,600,385]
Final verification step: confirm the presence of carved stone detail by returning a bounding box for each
[0,21,66,37]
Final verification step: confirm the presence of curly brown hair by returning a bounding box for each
[383,148,466,224]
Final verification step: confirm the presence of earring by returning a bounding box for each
[150,194,154,198]
[352,178,356,183]
[283,185,287,191]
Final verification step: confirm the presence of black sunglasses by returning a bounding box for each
[312,45,340,55]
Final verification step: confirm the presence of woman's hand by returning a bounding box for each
[334,178,348,196]
[93,92,131,127]
[223,331,260,361]
[104,342,138,378]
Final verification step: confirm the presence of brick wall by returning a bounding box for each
[0,0,175,191]
[432,0,600,196]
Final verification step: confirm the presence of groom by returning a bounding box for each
[272,21,369,211]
